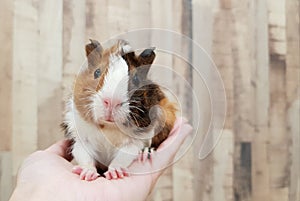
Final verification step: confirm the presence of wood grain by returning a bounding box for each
[37,0,63,149]
[12,0,39,176]
[0,0,13,151]
[251,0,271,200]
[286,0,300,201]
[0,152,13,201]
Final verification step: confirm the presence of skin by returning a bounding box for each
[9,118,192,201]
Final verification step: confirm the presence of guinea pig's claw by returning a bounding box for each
[139,147,154,163]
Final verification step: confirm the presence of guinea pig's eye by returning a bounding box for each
[94,69,101,79]
[132,74,139,86]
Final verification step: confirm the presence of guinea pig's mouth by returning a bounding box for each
[99,119,115,124]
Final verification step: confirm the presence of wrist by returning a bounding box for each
[10,185,38,201]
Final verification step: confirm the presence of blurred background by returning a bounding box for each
[0,0,299,201]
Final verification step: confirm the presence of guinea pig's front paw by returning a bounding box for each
[72,165,99,181]
[104,166,129,180]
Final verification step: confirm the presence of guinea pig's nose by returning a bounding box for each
[103,98,122,109]
[103,99,110,108]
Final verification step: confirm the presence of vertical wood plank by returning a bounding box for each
[192,0,215,200]
[211,1,234,200]
[213,130,234,201]
[251,0,271,201]
[129,0,151,52]
[63,0,86,98]
[0,152,13,201]
[172,0,194,200]
[286,0,300,200]
[231,0,257,200]
[151,0,172,30]
[268,1,289,200]
[287,101,300,201]
[37,0,63,149]
[150,0,173,86]
[107,0,130,37]
[285,0,300,105]
[129,0,151,30]
[12,0,39,176]
[0,0,13,151]
[86,0,108,42]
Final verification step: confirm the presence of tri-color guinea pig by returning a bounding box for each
[61,39,177,180]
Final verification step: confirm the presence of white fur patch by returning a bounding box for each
[103,55,129,99]
[92,55,130,123]
[65,99,143,167]
[66,99,121,165]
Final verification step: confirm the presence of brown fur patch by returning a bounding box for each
[73,40,128,122]
[151,98,177,149]
[129,83,165,128]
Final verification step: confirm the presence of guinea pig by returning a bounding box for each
[61,39,177,181]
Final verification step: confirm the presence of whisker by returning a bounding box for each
[129,105,144,113]
[131,113,140,127]
[130,112,149,124]
[128,100,141,103]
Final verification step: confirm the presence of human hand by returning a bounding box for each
[9,118,192,201]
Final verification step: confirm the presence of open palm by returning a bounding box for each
[10,118,192,201]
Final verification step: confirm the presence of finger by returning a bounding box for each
[153,121,192,171]
[128,119,192,179]
[158,118,192,152]
[168,117,188,137]
[45,139,73,161]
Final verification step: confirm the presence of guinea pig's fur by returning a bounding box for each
[61,39,177,174]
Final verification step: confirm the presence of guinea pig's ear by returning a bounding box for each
[137,47,156,78]
[122,51,138,70]
[118,39,132,55]
[85,39,103,68]
[139,47,156,65]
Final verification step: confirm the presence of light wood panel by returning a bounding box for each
[268,1,290,200]
[231,0,256,200]
[37,0,63,149]
[0,0,13,151]
[62,0,86,98]
[251,0,271,201]
[211,1,234,200]
[286,0,300,201]
[12,0,39,176]
[86,0,108,42]
[213,129,234,201]
[0,152,13,201]
[192,1,216,200]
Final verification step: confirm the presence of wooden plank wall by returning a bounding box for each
[37,0,63,149]
[0,1,13,200]
[12,0,39,177]
[211,1,234,201]
[0,0,299,201]
[286,0,300,201]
